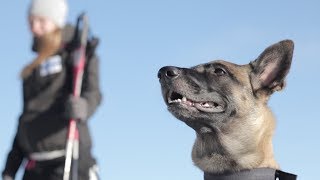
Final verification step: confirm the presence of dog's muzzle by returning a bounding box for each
[158,66,225,113]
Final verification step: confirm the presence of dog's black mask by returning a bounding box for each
[158,64,237,133]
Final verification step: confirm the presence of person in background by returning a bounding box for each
[2,0,102,179]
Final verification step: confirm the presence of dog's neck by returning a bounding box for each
[192,131,238,173]
[192,110,279,174]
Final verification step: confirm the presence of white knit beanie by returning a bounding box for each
[29,0,68,28]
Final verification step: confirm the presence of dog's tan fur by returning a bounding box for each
[158,40,294,174]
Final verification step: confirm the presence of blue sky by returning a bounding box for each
[1,0,319,179]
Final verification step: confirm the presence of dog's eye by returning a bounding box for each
[214,67,227,76]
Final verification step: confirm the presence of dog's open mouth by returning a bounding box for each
[167,91,225,113]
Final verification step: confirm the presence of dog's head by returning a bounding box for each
[158,40,294,135]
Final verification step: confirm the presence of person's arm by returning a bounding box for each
[2,135,24,179]
[64,44,102,122]
[80,54,102,120]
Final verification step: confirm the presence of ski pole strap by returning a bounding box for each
[204,168,297,180]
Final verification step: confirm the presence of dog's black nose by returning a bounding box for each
[158,66,180,79]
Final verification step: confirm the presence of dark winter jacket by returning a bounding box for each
[2,25,102,178]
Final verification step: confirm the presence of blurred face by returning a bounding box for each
[29,15,58,37]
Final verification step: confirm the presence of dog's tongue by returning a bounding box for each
[194,102,224,113]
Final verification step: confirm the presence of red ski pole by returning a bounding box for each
[63,13,89,180]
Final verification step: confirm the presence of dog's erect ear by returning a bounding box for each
[250,40,294,95]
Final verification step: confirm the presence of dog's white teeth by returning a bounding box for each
[172,99,181,103]
[182,96,187,102]
[201,102,211,108]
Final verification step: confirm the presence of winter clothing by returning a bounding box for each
[29,0,68,28]
[204,168,297,180]
[2,24,101,179]
[2,175,13,180]
[22,150,99,180]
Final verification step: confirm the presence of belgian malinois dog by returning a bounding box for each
[158,40,294,175]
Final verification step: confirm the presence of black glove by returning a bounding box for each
[65,95,88,122]
[2,175,14,180]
